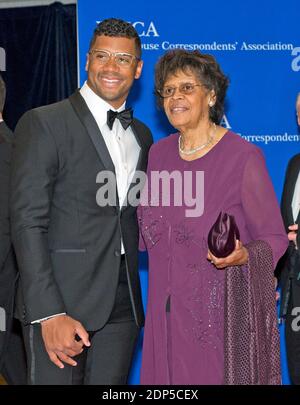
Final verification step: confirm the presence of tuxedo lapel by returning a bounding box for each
[121,120,148,212]
[130,120,146,173]
[69,90,115,174]
[283,155,300,226]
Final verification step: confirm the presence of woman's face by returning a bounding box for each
[162,69,214,132]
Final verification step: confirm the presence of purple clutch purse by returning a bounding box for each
[207,212,240,258]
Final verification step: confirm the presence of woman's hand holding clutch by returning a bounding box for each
[207,239,249,269]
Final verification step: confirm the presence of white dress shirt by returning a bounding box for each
[292,170,300,222]
[32,82,140,324]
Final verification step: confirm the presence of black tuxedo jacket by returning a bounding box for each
[11,91,153,331]
[279,153,300,317]
[0,123,15,358]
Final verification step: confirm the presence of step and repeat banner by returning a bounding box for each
[77,0,300,384]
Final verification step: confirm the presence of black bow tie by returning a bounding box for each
[107,108,133,130]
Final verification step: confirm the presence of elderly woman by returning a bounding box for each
[138,50,288,385]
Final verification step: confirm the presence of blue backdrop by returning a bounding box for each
[77,0,300,384]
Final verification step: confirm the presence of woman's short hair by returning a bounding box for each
[155,49,229,124]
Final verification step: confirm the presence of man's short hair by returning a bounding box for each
[89,18,142,58]
[0,73,6,113]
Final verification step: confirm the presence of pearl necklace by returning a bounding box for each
[178,123,217,156]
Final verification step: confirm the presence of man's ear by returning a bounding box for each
[134,60,143,80]
[85,53,90,72]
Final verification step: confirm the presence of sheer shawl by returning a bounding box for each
[224,240,281,385]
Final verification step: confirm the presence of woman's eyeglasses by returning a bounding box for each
[157,83,203,98]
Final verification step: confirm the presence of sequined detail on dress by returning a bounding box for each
[185,257,224,350]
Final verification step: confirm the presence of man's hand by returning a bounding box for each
[41,314,90,369]
[288,223,298,248]
[207,240,249,269]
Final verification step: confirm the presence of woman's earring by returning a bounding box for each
[209,100,214,107]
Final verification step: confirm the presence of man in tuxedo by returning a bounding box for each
[280,92,300,384]
[0,73,27,384]
[10,18,153,385]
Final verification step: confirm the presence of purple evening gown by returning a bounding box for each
[138,131,288,385]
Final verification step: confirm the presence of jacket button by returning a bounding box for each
[114,250,121,257]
